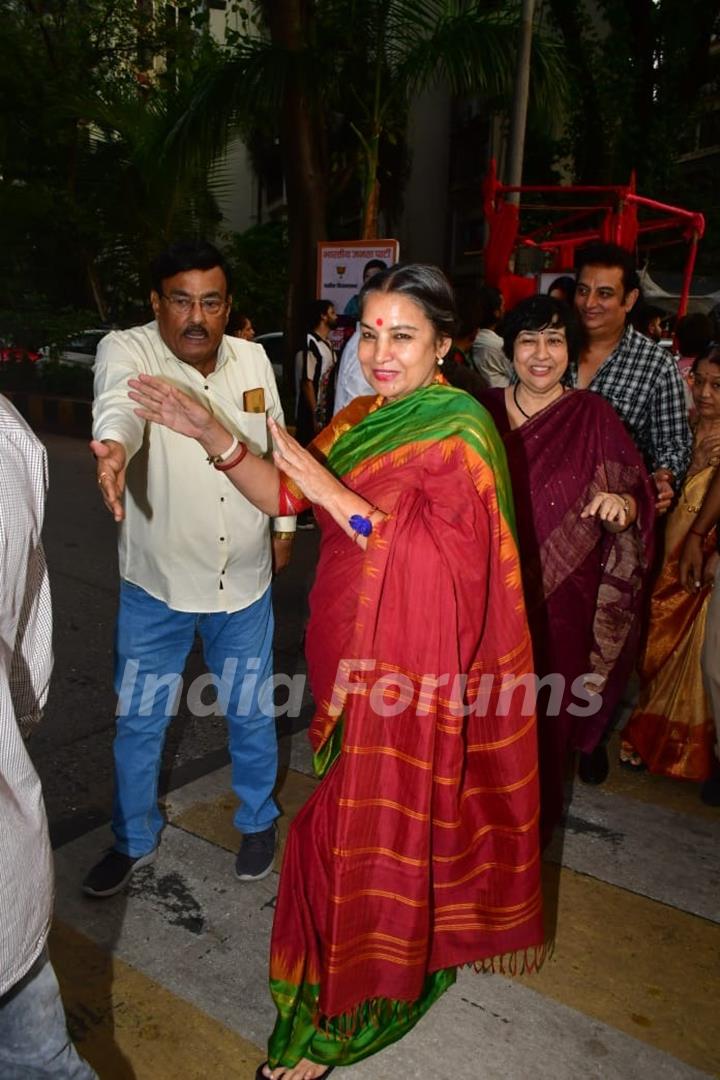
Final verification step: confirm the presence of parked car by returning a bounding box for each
[41,328,110,367]
[0,343,41,363]
[254,331,284,382]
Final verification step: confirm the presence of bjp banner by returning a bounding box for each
[317,240,399,320]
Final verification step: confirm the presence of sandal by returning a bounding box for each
[256,1066,335,1079]
[618,744,646,772]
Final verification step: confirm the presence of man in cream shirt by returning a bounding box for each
[83,239,295,897]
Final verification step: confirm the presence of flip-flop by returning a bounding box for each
[255,1066,335,1079]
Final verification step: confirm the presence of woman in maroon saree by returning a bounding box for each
[481,296,655,845]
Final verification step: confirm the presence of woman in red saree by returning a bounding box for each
[128,266,545,1079]
[480,296,655,847]
[621,345,720,780]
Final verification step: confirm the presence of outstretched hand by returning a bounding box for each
[90,438,127,522]
[128,374,214,442]
[268,417,340,508]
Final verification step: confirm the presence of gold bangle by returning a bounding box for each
[272,531,295,541]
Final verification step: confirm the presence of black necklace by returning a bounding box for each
[513,382,564,420]
[512,382,533,419]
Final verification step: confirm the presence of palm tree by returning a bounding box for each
[166,1,566,367]
[323,0,565,237]
[162,1,331,369]
[257,2,330,358]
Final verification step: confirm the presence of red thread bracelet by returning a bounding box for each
[689,527,707,539]
[214,441,248,471]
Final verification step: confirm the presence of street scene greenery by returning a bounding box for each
[0,0,718,396]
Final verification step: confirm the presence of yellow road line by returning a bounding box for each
[166,764,720,1074]
[167,767,320,859]
[51,921,264,1080]
[516,863,720,1075]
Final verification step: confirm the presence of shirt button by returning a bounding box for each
[220,536,225,541]
[220,497,225,502]
[204,384,209,391]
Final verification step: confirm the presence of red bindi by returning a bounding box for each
[375,318,383,326]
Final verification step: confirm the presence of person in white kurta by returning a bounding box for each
[83,240,295,898]
[0,395,97,1079]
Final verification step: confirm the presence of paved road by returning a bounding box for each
[33,432,319,845]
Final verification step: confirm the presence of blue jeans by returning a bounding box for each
[0,951,97,1079]
[112,581,278,857]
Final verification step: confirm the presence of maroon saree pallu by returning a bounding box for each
[481,388,655,843]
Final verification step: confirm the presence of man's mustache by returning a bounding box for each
[182,324,209,338]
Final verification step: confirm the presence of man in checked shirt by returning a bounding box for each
[571,241,690,514]
[569,242,690,785]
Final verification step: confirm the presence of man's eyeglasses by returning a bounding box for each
[161,293,227,315]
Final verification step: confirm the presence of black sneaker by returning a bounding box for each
[82,848,157,898]
[235,823,277,881]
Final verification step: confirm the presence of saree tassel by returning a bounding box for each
[314,994,420,1040]
[523,940,554,974]
[344,1007,359,1039]
[472,957,494,975]
[316,1003,362,1042]
[466,941,553,979]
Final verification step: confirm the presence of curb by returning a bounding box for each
[2,391,91,438]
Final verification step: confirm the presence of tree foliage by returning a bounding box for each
[318,0,564,236]
[2,0,718,352]
[543,0,720,269]
[223,220,290,332]
[0,0,225,335]
[166,1,566,364]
